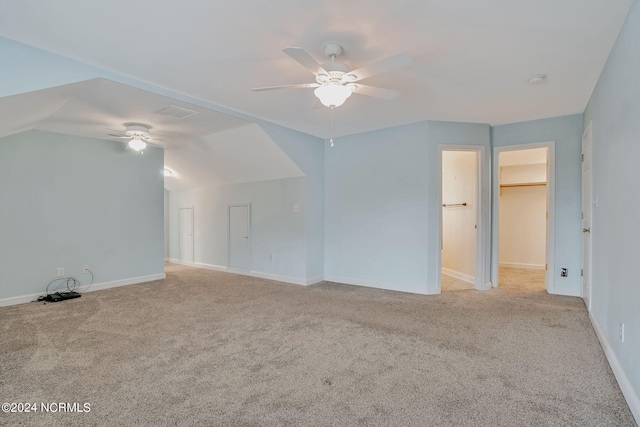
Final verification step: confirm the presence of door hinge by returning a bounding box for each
[545,264,548,271]
[581,269,584,277]
[582,153,584,162]
[546,212,549,219]
[581,212,584,219]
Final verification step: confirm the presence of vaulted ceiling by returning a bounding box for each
[0,0,633,139]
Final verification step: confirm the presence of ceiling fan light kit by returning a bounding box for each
[251,43,412,109]
[128,137,147,152]
[314,83,353,107]
[107,123,158,152]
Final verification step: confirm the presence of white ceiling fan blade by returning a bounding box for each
[282,47,328,76]
[350,84,401,100]
[107,133,130,139]
[346,53,413,82]
[252,83,319,92]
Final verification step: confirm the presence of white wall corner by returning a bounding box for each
[589,313,640,424]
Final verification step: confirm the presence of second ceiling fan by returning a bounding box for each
[252,43,413,108]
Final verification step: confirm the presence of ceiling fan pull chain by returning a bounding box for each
[330,106,335,147]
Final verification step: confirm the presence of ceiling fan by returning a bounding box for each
[252,43,413,108]
[106,123,161,152]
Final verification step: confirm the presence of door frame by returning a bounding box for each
[492,141,555,292]
[178,206,194,263]
[581,121,593,310]
[227,203,251,271]
[437,145,488,292]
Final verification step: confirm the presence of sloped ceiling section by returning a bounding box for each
[0,0,633,137]
[0,78,304,190]
[164,124,304,191]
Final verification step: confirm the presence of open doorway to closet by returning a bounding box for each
[494,145,553,292]
[440,150,479,292]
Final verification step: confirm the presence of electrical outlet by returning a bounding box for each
[57,267,64,277]
[560,268,568,277]
[268,253,273,263]
[83,264,90,273]
[620,322,625,343]
[292,204,301,213]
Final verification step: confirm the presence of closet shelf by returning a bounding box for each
[500,181,546,188]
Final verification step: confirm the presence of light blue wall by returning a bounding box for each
[0,130,164,300]
[324,121,490,294]
[492,114,583,295]
[259,123,325,282]
[168,177,306,281]
[584,0,640,416]
[0,36,326,285]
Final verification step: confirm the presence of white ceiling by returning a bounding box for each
[0,79,303,190]
[0,0,633,138]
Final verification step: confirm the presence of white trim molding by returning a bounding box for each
[549,287,581,297]
[441,267,475,284]
[306,276,325,286]
[0,273,166,307]
[172,261,308,286]
[324,275,431,295]
[590,313,640,424]
[499,262,546,270]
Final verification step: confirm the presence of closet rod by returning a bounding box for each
[442,203,467,207]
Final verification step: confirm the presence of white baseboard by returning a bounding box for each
[549,287,581,297]
[249,270,306,286]
[306,275,324,286]
[0,291,45,307]
[499,262,546,270]
[170,261,308,286]
[193,261,228,272]
[324,275,429,295]
[590,312,640,424]
[441,267,475,284]
[0,273,166,307]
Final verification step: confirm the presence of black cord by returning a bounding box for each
[41,269,94,299]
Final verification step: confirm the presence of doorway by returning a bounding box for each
[493,143,554,292]
[228,204,250,270]
[440,150,479,291]
[179,207,194,263]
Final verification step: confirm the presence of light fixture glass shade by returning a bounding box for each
[163,168,173,177]
[314,83,352,107]
[128,137,147,151]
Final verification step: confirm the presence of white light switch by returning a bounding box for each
[293,204,300,213]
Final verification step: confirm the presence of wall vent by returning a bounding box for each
[154,105,200,120]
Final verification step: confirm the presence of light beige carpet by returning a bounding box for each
[0,263,635,426]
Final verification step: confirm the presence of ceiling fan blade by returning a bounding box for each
[251,83,319,92]
[346,53,413,82]
[282,47,327,76]
[107,133,130,139]
[350,84,401,100]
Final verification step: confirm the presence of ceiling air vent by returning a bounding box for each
[154,105,200,120]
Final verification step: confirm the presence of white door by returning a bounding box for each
[179,207,194,263]
[582,123,593,310]
[229,205,250,270]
